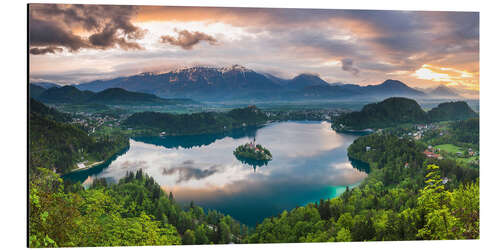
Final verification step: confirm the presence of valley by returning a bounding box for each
[26,5,480,247]
[29,84,480,246]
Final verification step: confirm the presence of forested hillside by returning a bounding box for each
[123,105,268,135]
[29,100,480,246]
[29,169,247,247]
[332,97,478,131]
[423,117,479,147]
[29,99,129,174]
[85,88,196,105]
[249,132,479,242]
[30,98,71,122]
[37,86,95,104]
[34,86,195,106]
[28,100,250,247]
[449,118,480,145]
[427,101,478,122]
[332,97,427,130]
[29,84,47,99]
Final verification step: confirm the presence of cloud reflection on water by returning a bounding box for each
[162,161,224,184]
[75,121,368,225]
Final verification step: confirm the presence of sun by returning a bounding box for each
[411,64,477,91]
[413,64,452,82]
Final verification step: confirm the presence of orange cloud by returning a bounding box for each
[412,64,478,91]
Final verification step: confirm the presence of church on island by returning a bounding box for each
[234,138,273,161]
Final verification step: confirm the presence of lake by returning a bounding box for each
[64,121,368,225]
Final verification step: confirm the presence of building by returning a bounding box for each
[247,138,257,149]
[414,133,422,140]
[442,177,449,184]
[467,148,476,156]
[423,150,442,159]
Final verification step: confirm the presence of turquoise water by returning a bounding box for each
[64,121,368,225]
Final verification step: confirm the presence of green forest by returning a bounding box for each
[423,118,479,146]
[234,143,272,161]
[28,98,479,247]
[29,169,247,247]
[29,98,129,174]
[33,85,196,106]
[249,126,479,242]
[123,105,268,135]
[332,97,478,131]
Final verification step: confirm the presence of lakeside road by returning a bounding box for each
[70,160,105,173]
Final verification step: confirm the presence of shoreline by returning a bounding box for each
[61,144,131,179]
[62,143,131,176]
[70,160,105,173]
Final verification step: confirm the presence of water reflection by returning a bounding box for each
[234,154,270,172]
[63,145,130,183]
[134,125,261,149]
[161,161,223,183]
[64,121,368,225]
[349,157,371,173]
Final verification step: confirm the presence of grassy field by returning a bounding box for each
[53,103,118,113]
[435,144,464,154]
[434,143,479,167]
[456,155,479,165]
[93,123,160,137]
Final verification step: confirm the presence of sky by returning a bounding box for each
[28,4,479,97]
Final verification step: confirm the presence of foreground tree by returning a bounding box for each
[416,165,463,240]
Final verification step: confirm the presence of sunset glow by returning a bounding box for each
[28,4,479,97]
[413,64,478,91]
[414,65,453,82]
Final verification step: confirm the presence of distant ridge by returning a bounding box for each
[73,65,433,101]
[86,88,196,105]
[37,86,95,104]
[34,86,196,106]
[363,80,426,97]
[31,82,60,89]
[428,85,461,98]
[29,84,47,99]
[285,74,330,90]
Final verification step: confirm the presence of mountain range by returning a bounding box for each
[29,84,47,99]
[31,82,60,89]
[427,85,461,98]
[31,85,196,106]
[32,65,463,101]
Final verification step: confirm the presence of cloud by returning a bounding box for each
[29,16,87,52]
[160,30,218,50]
[162,161,222,183]
[28,4,145,54]
[88,25,144,50]
[29,46,63,55]
[136,7,477,65]
[341,58,360,76]
[28,5,479,94]
[119,160,148,171]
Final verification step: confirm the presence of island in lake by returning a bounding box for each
[234,138,273,162]
[28,4,480,247]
